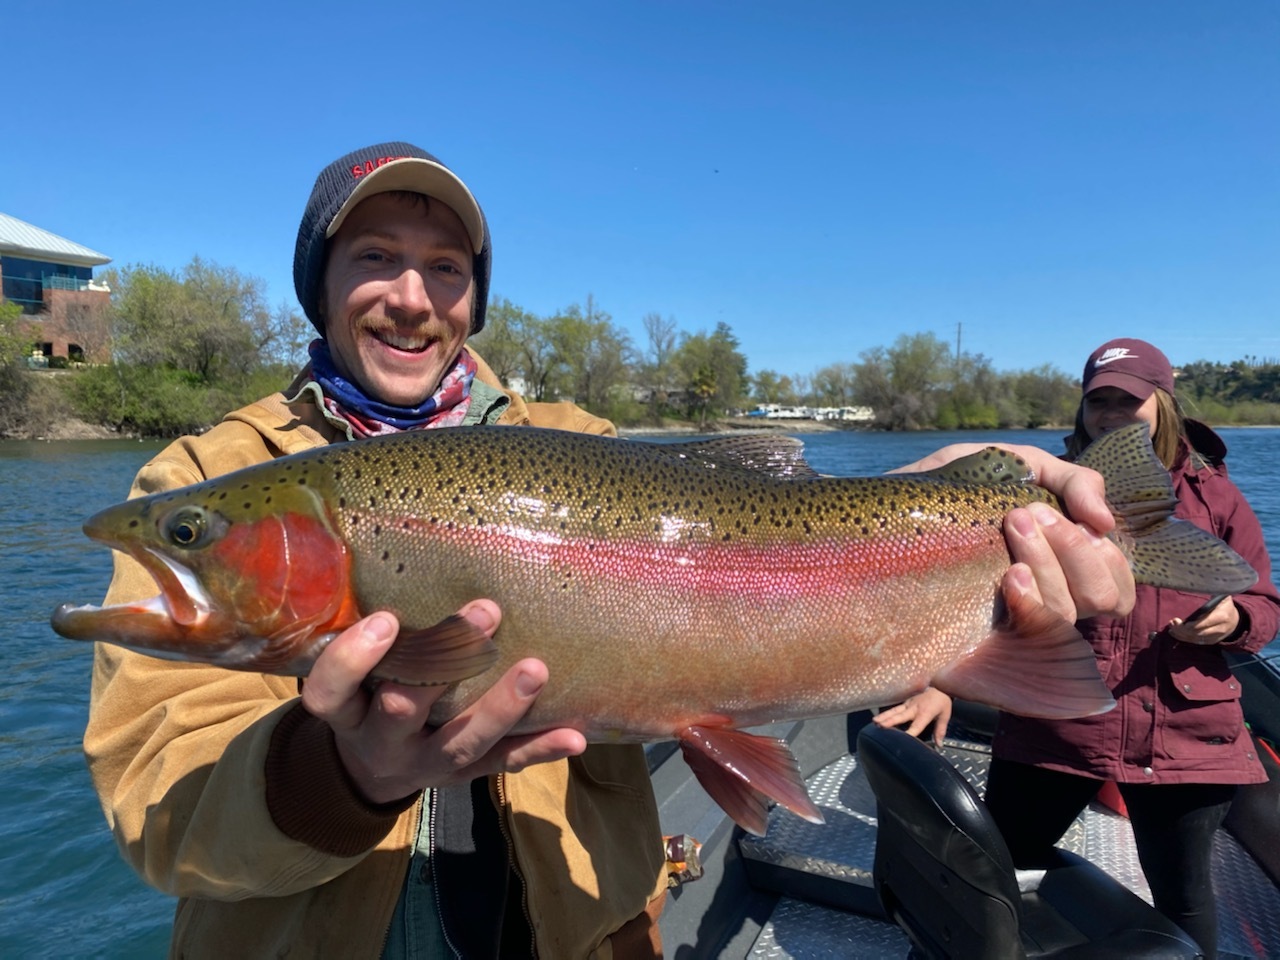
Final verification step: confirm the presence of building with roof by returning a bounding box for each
[0,212,112,364]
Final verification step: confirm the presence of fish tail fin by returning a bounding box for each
[678,725,825,836]
[370,615,499,685]
[933,579,1115,719]
[1077,423,1258,594]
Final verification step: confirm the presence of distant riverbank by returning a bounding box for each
[16,415,1276,444]
[16,415,852,443]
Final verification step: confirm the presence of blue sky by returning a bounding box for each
[8,2,1278,380]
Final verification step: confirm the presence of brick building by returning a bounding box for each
[0,212,112,363]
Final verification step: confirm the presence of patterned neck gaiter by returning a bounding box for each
[306,338,477,439]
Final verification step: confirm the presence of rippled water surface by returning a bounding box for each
[3,429,1277,957]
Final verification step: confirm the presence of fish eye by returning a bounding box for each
[165,508,209,549]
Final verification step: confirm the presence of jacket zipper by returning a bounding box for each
[428,787,465,959]
[495,772,539,958]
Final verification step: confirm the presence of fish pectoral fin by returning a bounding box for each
[677,725,824,837]
[932,580,1116,720]
[370,615,499,685]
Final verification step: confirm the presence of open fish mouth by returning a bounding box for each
[50,548,215,648]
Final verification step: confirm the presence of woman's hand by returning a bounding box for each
[1167,596,1241,646]
[873,687,954,746]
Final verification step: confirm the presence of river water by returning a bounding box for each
[3,429,1278,957]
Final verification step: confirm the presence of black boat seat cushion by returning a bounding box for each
[856,725,1204,959]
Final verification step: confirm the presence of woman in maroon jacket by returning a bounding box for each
[876,338,1280,959]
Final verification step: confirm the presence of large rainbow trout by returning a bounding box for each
[53,423,1256,834]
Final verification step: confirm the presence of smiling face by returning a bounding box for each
[1081,385,1160,442]
[320,192,475,407]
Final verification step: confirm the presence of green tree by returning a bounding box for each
[853,332,950,430]
[0,301,32,430]
[811,362,858,408]
[940,352,1000,429]
[674,322,748,419]
[750,369,788,405]
[266,299,312,369]
[106,258,277,382]
[1007,364,1078,428]
[545,295,635,415]
[691,364,717,429]
[638,312,679,421]
[470,296,531,389]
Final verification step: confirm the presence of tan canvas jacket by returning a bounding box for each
[84,354,667,959]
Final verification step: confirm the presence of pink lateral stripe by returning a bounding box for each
[403,518,1002,599]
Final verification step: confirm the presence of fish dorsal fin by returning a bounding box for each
[645,436,821,479]
[917,447,1036,486]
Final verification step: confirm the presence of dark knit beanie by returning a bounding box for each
[293,141,491,335]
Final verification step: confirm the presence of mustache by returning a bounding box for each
[354,317,448,340]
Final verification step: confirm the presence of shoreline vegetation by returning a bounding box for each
[5,281,1280,442]
[10,414,1279,445]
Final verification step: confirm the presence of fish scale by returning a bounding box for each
[52,423,1258,835]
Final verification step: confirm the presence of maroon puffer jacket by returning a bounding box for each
[994,423,1280,785]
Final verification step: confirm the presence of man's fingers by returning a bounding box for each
[303,612,400,728]
[455,598,502,635]
[427,659,552,769]
[1004,506,1073,621]
[1023,455,1114,534]
[1004,503,1134,623]
[481,727,588,774]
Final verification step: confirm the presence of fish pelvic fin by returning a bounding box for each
[1076,423,1258,594]
[677,725,825,836]
[369,615,499,685]
[933,579,1116,720]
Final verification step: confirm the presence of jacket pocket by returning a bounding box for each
[1160,648,1246,758]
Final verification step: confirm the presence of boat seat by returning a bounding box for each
[856,725,1204,959]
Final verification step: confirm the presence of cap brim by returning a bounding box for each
[1084,370,1157,400]
[325,158,485,254]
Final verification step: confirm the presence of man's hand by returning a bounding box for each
[302,601,586,806]
[895,443,1135,623]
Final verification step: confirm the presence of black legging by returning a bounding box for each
[983,757,1236,959]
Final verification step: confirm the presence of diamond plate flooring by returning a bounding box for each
[741,736,1280,959]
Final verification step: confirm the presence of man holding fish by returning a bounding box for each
[78,141,1141,959]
